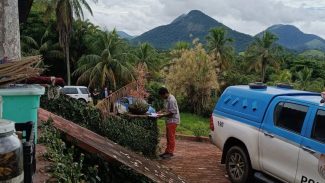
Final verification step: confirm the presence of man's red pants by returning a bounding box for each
[165,123,177,154]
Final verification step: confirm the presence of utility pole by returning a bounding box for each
[0,0,21,61]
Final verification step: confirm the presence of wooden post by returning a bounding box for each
[0,0,21,61]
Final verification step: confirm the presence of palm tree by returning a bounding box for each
[73,30,134,89]
[245,31,280,82]
[295,67,313,90]
[21,26,63,59]
[294,67,324,92]
[70,20,100,68]
[268,70,292,85]
[173,41,190,51]
[130,43,160,71]
[55,0,96,85]
[206,28,234,73]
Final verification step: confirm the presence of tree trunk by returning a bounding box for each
[261,62,266,83]
[0,0,21,60]
[65,43,71,85]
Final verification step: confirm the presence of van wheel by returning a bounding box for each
[226,146,252,183]
[78,98,87,103]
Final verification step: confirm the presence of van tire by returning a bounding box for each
[225,146,253,183]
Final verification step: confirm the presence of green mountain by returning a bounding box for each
[299,50,325,58]
[117,31,135,40]
[132,10,253,51]
[257,24,325,51]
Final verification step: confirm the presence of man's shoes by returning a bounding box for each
[159,152,168,157]
[161,153,174,159]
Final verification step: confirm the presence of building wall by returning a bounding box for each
[0,0,21,60]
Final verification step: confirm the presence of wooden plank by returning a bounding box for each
[38,108,187,183]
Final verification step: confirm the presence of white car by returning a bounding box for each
[60,86,92,103]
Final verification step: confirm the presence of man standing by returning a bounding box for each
[104,87,108,98]
[158,87,180,159]
[92,89,100,106]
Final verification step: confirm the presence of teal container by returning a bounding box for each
[0,85,45,142]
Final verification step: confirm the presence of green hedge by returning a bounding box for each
[41,93,102,129]
[41,93,159,157]
[100,116,159,157]
[40,119,153,183]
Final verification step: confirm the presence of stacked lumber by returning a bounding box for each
[0,56,43,86]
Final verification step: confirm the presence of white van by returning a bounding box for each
[60,86,92,103]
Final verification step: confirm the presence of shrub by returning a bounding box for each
[41,91,102,130]
[39,119,100,183]
[166,42,219,116]
[40,119,152,183]
[128,99,149,115]
[40,93,159,157]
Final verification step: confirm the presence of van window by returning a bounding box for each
[62,88,78,94]
[311,110,325,144]
[79,88,89,94]
[274,102,308,134]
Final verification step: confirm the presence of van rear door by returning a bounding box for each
[295,108,325,183]
[259,98,311,182]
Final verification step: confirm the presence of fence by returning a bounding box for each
[95,81,138,118]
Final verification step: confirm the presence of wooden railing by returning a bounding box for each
[95,81,138,118]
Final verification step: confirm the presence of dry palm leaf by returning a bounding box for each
[0,56,43,86]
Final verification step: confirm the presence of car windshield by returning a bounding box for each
[79,88,89,94]
[61,88,78,94]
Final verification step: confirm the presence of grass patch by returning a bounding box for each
[158,113,210,137]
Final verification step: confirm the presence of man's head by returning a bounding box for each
[159,87,169,99]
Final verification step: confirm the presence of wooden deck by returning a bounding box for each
[38,109,186,183]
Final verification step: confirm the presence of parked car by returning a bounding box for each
[115,97,156,114]
[60,86,92,103]
[210,83,325,183]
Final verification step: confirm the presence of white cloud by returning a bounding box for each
[84,0,325,38]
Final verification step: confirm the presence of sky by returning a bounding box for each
[84,0,325,38]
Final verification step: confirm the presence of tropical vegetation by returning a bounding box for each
[21,1,325,180]
[21,1,325,112]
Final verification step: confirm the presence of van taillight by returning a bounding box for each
[210,114,214,131]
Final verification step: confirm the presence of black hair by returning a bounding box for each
[158,87,169,95]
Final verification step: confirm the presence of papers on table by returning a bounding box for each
[148,113,159,117]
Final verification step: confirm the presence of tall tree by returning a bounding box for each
[295,67,313,90]
[166,42,219,115]
[73,30,134,89]
[130,43,160,71]
[55,0,96,85]
[294,67,324,92]
[206,28,234,73]
[0,0,21,60]
[246,31,280,82]
[70,20,100,71]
